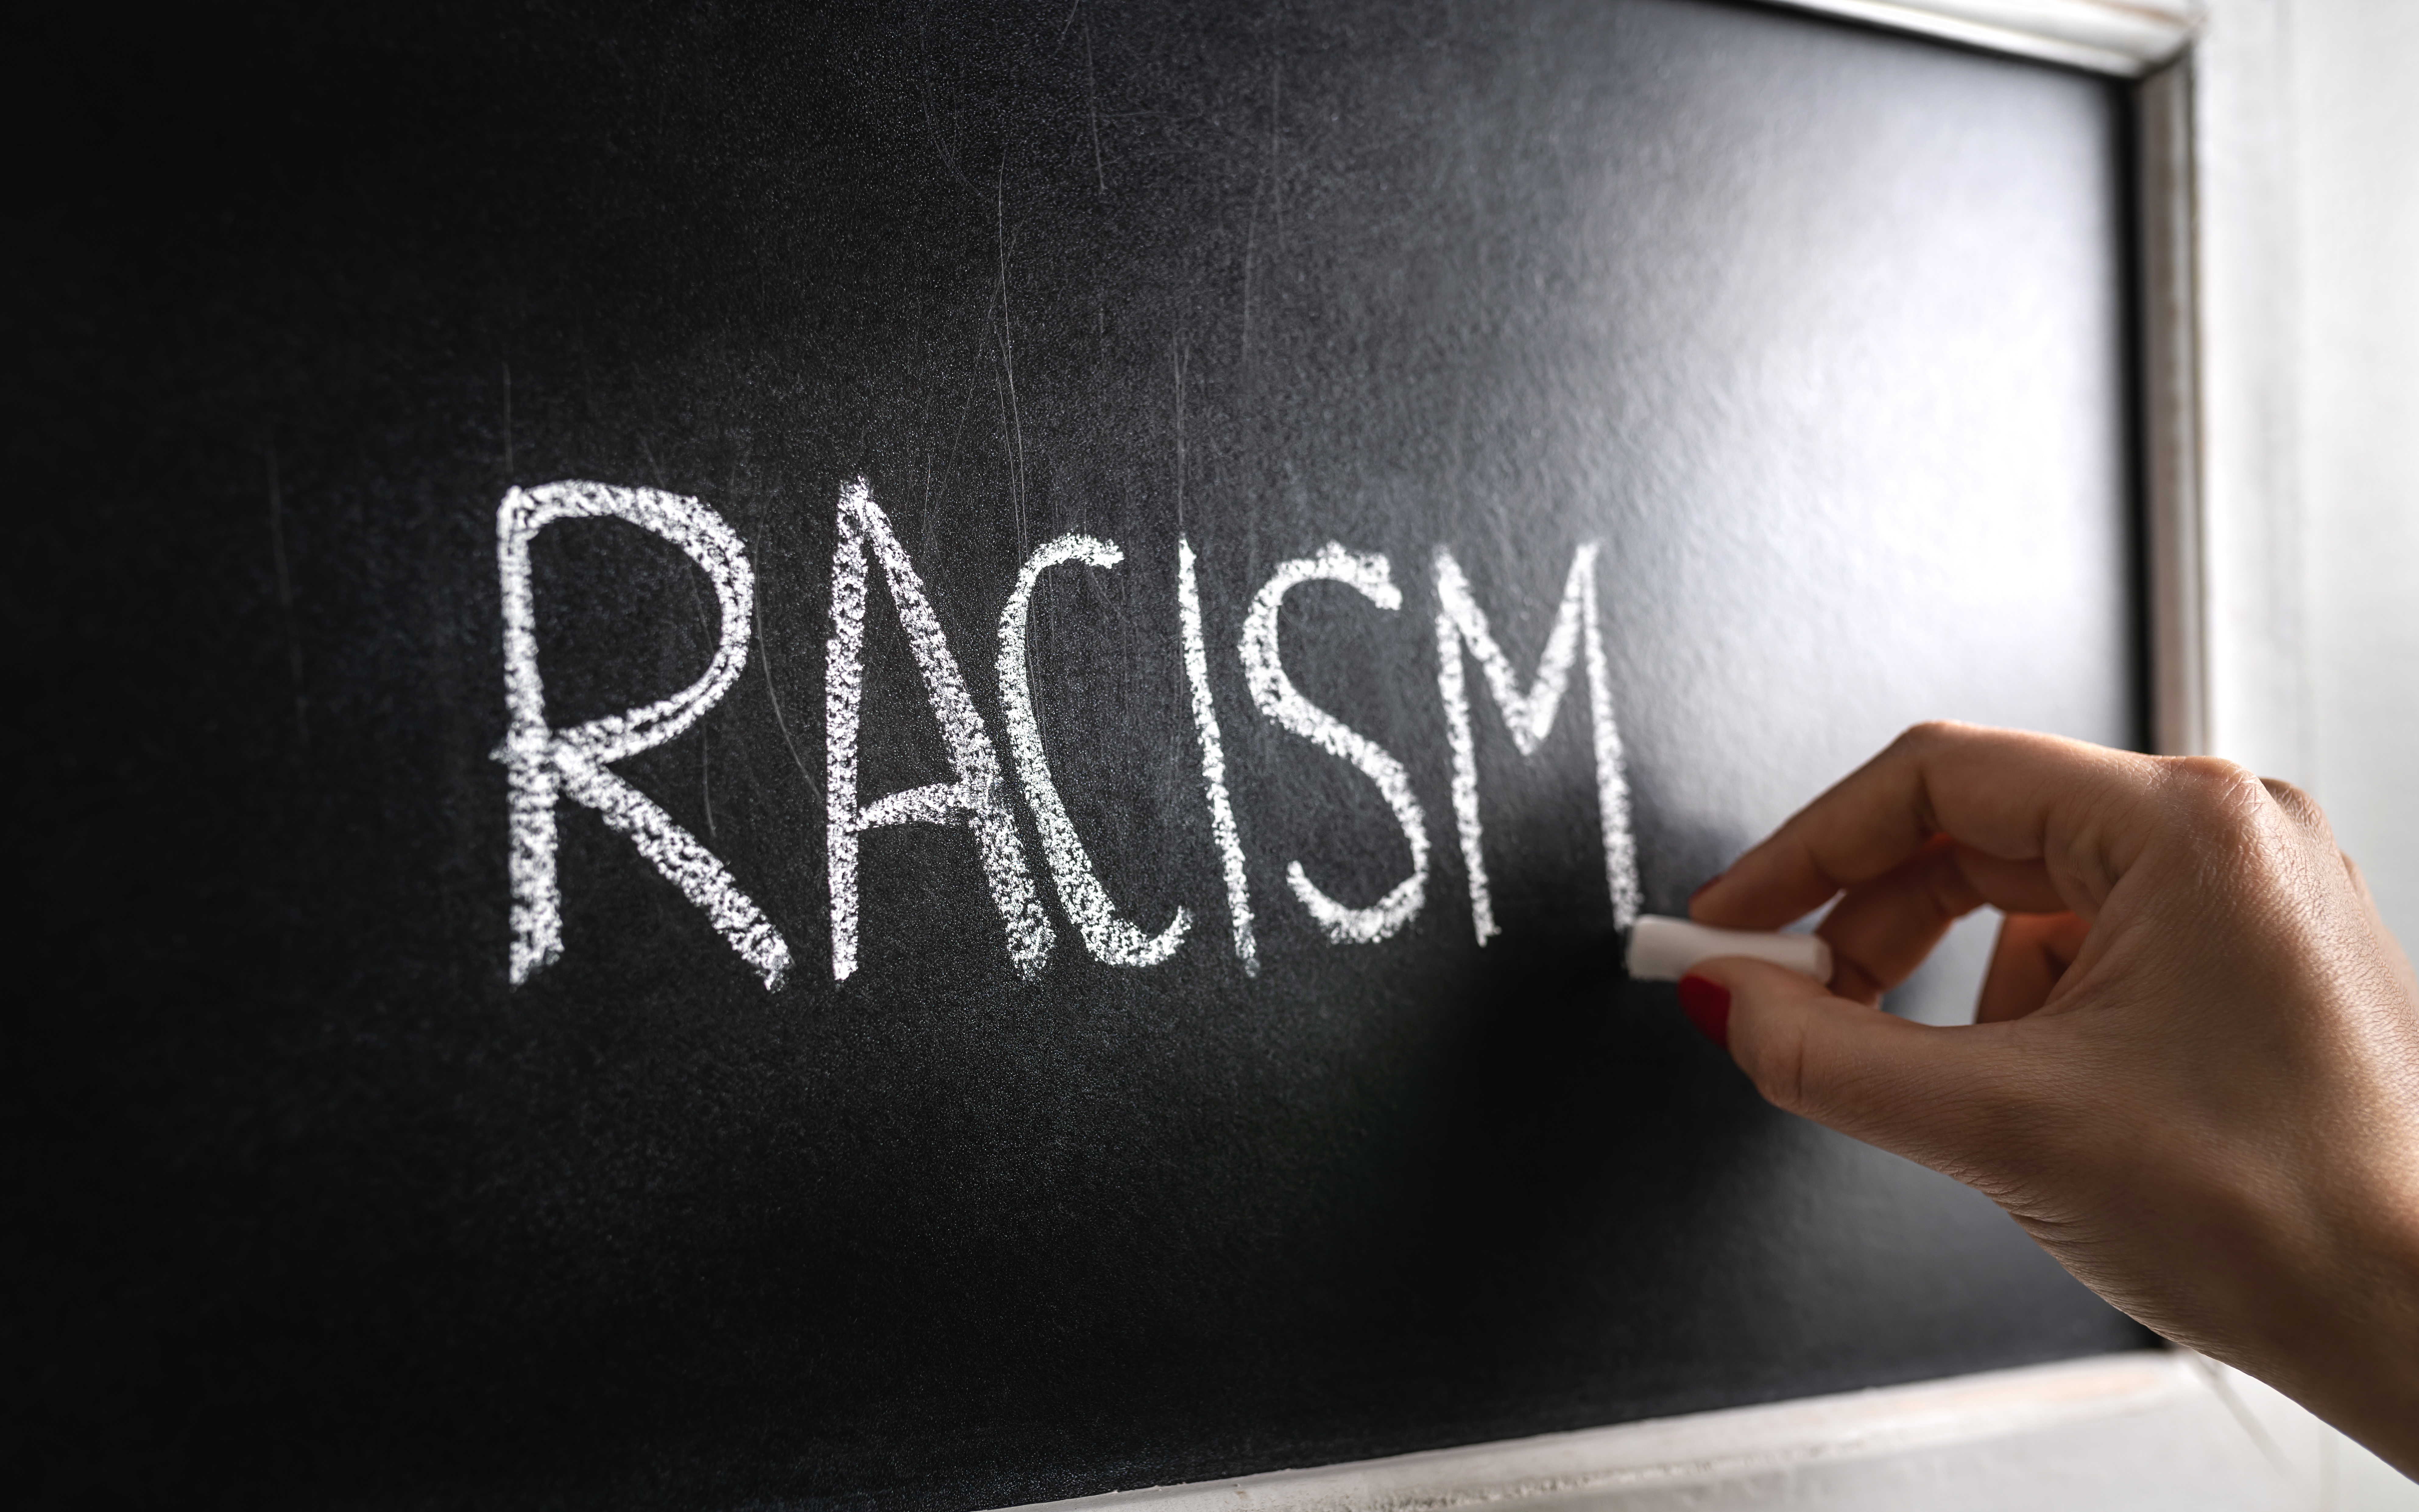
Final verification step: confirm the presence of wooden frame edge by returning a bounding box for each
[1767,0,2202,76]
[2140,58,2209,755]
[997,1354,2210,1512]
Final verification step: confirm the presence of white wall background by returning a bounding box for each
[2294,0,2419,944]
[2199,0,2419,1502]
[2204,0,2419,881]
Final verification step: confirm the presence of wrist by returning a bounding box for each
[2229,1153,2419,1478]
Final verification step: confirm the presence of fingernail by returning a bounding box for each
[1678,974,1731,1051]
[1689,872,1725,905]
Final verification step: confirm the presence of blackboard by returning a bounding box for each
[12,0,2152,1505]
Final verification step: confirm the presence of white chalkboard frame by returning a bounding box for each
[1001,1353,2339,1512]
[1777,0,2201,77]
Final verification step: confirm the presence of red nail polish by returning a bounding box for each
[1678,974,1731,1051]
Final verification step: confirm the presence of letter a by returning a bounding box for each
[825,479,1054,981]
[496,481,793,989]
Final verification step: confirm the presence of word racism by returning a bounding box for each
[498,480,1644,992]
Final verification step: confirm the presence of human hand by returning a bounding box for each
[1682,722,2419,1477]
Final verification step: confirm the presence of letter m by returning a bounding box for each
[1433,544,1641,943]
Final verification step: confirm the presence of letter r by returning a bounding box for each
[495,481,793,989]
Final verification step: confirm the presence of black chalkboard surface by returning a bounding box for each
[12,0,2151,1505]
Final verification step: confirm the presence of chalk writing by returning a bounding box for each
[1180,536,1259,973]
[500,481,1644,988]
[1240,545,1432,946]
[1434,545,1641,941]
[826,479,1054,982]
[999,534,1192,967]
[496,481,793,988]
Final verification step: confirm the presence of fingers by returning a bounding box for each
[1977,912,2091,1023]
[1806,835,2072,1006]
[1692,722,2159,932]
[1683,956,2015,1170]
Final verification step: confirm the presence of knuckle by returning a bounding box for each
[2261,775,2314,808]
[2159,755,2268,828]
[2165,752,2254,790]
[2260,777,2333,837]
[1892,719,1965,755]
[2156,758,2339,865]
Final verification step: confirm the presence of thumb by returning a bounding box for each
[1679,956,2015,1172]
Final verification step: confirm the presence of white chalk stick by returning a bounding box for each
[1625,915,1832,984]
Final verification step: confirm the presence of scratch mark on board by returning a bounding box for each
[936,270,1001,527]
[687,568,719,840]
[1241,58,1279,369]
[265,441,309,751]
[750,507,823,804]
[1171,335,1189,536]
[1084,7,1106,194]
[997,163,1031,556]
[918,14,976,195]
